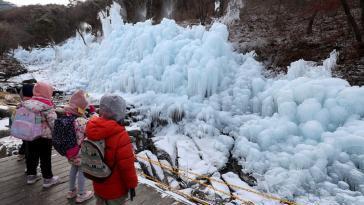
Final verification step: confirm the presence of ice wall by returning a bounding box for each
[13,3,364,205]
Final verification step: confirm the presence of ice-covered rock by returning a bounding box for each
[136,151,153,176]
[222,172,279,205]
[176,139,217,181]
[0,144,6,158]
[137,150,165,182]
[210,172,231,200]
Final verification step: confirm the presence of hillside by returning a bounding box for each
[1,0,363,85]
[228,0,364,86]
[0,1,15,11]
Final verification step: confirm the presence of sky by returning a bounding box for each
[7,0,71,6]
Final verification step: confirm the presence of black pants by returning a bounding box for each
[18,141,27,155]
[26,138,53,179]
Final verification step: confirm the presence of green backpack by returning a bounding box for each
[80,139,112,182]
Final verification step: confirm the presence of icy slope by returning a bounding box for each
[14,3,364,205]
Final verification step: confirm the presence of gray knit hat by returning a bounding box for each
[99,94,126,122]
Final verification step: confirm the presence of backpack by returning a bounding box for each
[11,106,43,141]
[52,115,78,159]
[80,139,112,182]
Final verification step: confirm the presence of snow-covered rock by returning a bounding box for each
[210,172,231,200]
[176,138,217,181]
[137,150,166,182]
[137,151,153,177]
[222,172,280,205]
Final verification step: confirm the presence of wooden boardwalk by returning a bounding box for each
[0,152,183,205]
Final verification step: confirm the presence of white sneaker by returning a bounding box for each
[67,189,77,199]
[27,174,41,184]
[75,190,94,203]
[43,176,60,188]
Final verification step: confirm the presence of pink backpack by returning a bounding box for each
[11,106,43,141]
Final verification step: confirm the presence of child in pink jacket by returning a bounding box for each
[23,82,59,188]
[63,90,94,203]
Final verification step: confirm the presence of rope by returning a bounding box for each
[136,155,298,205]
[140,172,210,205]
[138,155,254,204]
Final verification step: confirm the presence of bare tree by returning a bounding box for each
[307,10,318,34]
[305,0,362,43]
[146,0,153,19]
[340,0,362,43]
[360,0,364,31]
[195,0,210,25]
[216,0,225,17]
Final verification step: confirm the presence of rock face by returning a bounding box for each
[227,0,364,85]
[0,128,10,139]
[0,92,20,105]
[0,144,6,158]
[118,0,216,24]
[0,56,27,81]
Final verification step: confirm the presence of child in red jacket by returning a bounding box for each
[86,94,138,205]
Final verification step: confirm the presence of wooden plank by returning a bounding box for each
[0,153,65,173]
[0,160,71,201]
[0,167,71,203]
[0,151,184,205]
[0,155,95,205]
[0,155,17,163]
[0,157,69,187]
[41,182,94,204]
[0,156,67,180]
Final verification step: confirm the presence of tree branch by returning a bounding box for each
[340,0,362,43]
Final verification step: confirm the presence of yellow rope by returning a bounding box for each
[140,172,210,205]
[137,155,298,205]
[138,156,254,204]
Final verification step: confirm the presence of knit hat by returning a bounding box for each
[20,84,34,100]
[64,90,88,116]
[33,82,53,100]
[99,94,126,122]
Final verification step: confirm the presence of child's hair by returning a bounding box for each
[20,84,34,100]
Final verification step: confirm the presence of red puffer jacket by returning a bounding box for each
[86,117,138,200]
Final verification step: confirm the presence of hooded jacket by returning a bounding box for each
[22,98,57,139]
[86,116,138,200]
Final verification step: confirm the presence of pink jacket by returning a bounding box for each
[68,117,87,166]
[21,98,56,139]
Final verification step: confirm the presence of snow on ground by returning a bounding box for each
[0,118,21,156]
[0,136,21,149]
[0,118,9,131]
[12,3,364,205]
[0,135,22,156]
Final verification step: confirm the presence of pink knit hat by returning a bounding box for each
[64,90,88,116]
[33,82,54,100]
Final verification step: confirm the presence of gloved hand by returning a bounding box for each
[129,189,136,201]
